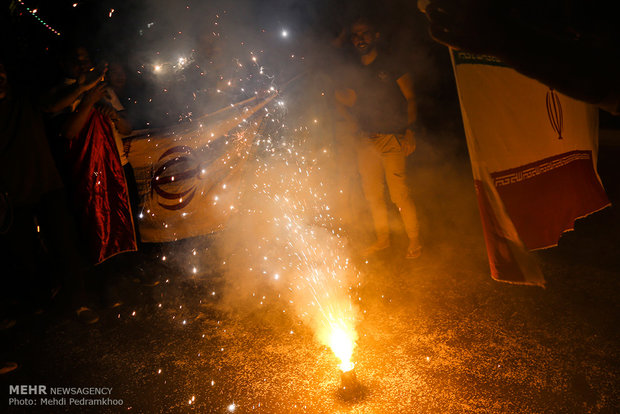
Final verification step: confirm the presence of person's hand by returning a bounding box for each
[97,102,119,122]
[400,129,416,156]
[422,0,511,56]
[335,88,356,107]
[81,82,108,107]
[78,63,108,92]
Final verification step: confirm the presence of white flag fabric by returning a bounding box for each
[451,50,610,286]
[125,95,276,243]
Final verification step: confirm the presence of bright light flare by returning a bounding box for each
[328,324,356,372]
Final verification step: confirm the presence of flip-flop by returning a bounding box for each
[361,242,390,257]
[0,318,16,331]
[406,245,423,259]
[76,307,99,325]
[0,362,18,375]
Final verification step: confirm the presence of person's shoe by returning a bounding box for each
[361,239,390,257]
[107,298,124,309]
[0,318,16,331]
[140,277,160,287]
[103,284,124,309]
[133,273,161,287]
[76,307,99,325]
[0,362,18,375]
[406,243,423,259]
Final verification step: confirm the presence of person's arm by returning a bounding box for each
[334,88,362,133]
[98,103,133,135]
[334,88,356,108]
[113,111,133,135]
[396,72,417,155]
[41,83,84,114]
[397,72,417,125]
[62,82,107,140]
[423,0,620,113]
[41,66,107,113]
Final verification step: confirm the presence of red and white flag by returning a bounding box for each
[451,51,610,286]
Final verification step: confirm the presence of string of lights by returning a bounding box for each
[15,0,61,36]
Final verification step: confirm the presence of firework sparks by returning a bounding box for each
[133,4,361,393]
[218,93,361,375]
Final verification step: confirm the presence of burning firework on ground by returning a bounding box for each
[219,96,362,378]
[130,6,364,400]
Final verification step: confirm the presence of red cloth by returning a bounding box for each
[67,109,136,264]
[473,150,609,285]
[491,150,609,250]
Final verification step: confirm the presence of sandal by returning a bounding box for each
[406,245,423,259]
[76,307,99,325]
[361,240,390,257]
[0,362,18,375]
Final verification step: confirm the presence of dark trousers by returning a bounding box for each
[123,163,142,246]
[0,189,89,307]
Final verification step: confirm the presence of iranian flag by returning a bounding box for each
[451,50,610,286]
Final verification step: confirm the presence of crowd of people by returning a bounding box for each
[3,0,618,377]
[1,44,141,329]
[1,12,429,339]
[4,0,547,375]
[1,40,156,372]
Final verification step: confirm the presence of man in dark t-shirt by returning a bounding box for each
[335,18,422,259]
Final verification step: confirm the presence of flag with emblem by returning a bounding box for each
[451,50,610,286]
[125,95,276,242]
